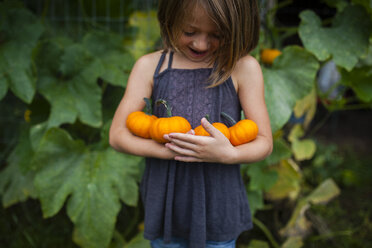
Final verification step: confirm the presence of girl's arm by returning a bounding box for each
[164,55,273,164]
[109,51,177,160]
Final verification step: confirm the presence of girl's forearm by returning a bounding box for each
[109,129,176,160]
[229,135,273,164]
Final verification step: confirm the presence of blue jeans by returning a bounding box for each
[150,237,236,248]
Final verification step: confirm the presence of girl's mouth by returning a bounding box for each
[189,47,208,57]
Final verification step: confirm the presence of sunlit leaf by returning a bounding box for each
[293,87,317,129]
[299,5,372,71]
[282,236,304,248]
[306,178,340,204]
[280,179,340,238]
[288,124,305,143]
[127,11,160,59]
[292,139,317,161]
[31,128,142,248]
[263,46,319,132]
[266,159,302,201]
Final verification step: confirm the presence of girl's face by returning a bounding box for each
[176,6,221,64]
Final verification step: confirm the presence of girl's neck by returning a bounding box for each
[171,50,214,69]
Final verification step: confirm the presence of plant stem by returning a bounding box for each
[156,99,172,117]
[253,217,281,248]
[221,112,237,126]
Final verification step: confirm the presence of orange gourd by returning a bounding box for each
[261,48,282,65]
[194,115,230,139]
[126,98,157,139]
[221,112,258,146]
[149,100,192,143]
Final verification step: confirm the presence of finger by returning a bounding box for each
[186,129,195,135]
[167,136,199,151]
[168,132,203,144]
[201,117,220,137]
[165,142,198,157]
[174,155,203,163]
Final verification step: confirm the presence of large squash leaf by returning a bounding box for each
[262,46,319,132]
[0,128,37,207]
[37,42,104,128]
[0,2,44,103]
[31,128,143,248]
[82,31,135,87]
[299,5,372,71]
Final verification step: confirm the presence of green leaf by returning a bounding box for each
[82,31,134,87]
[0,128,37,207]
[0,5,44,103]
[263,46,319,132]
[292,139,317,161]
[340,66,372,102]
[299,5,372,71]
[246,240,270,248]
[31,128,142,248]
[246,189,264,216]
[125,231,151,248]
[37,42,104,128]
[247,164,278,191]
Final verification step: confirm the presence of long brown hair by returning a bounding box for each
[157,0,260,87]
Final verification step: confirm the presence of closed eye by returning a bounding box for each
[184,31,195,37]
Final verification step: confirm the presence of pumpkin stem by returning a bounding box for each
[155,99,172,117]
[143,98,152,115]
[204,114,210,122]
[221,112,237,126]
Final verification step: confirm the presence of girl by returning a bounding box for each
[110,0,273,247]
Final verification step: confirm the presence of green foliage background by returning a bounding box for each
[1,0,372,247]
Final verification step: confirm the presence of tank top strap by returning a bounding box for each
[168,51,174,69]
[154,51,167,76]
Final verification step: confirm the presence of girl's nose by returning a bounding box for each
[193,35,209,51]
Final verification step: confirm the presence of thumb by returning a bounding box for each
[201,117,219,137]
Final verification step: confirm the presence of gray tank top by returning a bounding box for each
[141,51,252,247]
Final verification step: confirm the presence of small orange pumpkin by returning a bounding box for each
[222,112,258,146]
[126,98,157,139]
[261,48,282,65]
[194,115,230,139]
[149,100,191,143]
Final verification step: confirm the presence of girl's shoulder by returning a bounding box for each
[231,54,263,91]
[129,50,165,83]
[134,50,164,70]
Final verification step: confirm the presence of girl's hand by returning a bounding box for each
[163,118,237,163]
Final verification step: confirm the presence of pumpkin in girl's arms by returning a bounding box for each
[126,98,157,139]
[149,99,191,143]
[194,116,230,139]
[229,119,258,146]
[221,112,258,146]
[261,48,282,65]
